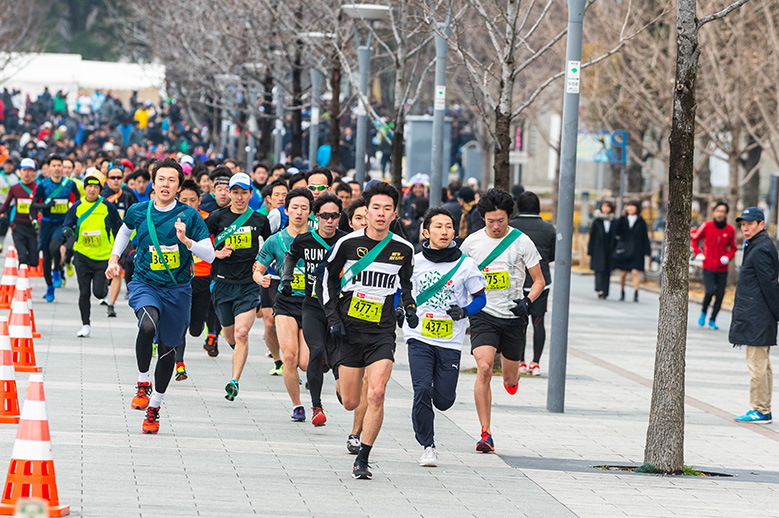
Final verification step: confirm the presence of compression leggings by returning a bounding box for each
[135,306,176,394]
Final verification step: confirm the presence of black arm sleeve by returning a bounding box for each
[399,252,415,308]
[281,235,303,284]
[323,245,347,326]
[61,204,78,231]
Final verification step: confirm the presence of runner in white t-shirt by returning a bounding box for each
[460,188,545,453]
[403,208,487,467]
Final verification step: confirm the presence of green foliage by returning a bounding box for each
[633,462,660,473]
[682,465,703,476]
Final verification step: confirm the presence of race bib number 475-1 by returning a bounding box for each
[149,245,180,271]
[421,313,454,339]
[348,292,384,322]
[483,267,509,291]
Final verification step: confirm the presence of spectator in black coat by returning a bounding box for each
[730,207,779,424]
[509,191,555,376]
[587,200,616,299]
[611,200,651,302]
[442,179,462,227]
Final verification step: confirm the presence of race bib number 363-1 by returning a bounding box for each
[348,292,384,322]
[225,226,252,249]
[421,313,454,339]
[149,245,180,271]
[483,267,509,291]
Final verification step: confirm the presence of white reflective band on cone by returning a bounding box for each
[11,439,53,461]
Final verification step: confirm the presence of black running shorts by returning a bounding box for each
[211,281,261,328]
[273,292,304,328]
[469,311,527,362]
[337,330,396,368]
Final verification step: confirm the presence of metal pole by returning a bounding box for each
[618,162,626,215]
[309,68,322,167]
[547,0,585,413]
[354,45,371,186]
[429,22,448,208]
[220,105,228,157]
[246,90,257,169]
[273,82,283,164]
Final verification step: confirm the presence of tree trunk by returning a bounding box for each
[493,108,512,190]
[327,49,342,170]
[258,74,273,164]
[742,137,761,207]
[391,111,405,192]
[290,44,304,160]
[644,0,699,475]
[727,126,742,226]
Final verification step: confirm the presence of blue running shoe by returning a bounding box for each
[476,427,494,453]
[44,286,55,303]
[734,410,772,423]
[697,312,706,327]
[291,406,306,422]
[225,380,239,401]
[709,320,719,330]
[52,271,62,289]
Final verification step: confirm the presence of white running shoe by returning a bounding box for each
[419,446,438,467]
[518,362,529,374]
[528,363,541,376]
[76,325,91,338]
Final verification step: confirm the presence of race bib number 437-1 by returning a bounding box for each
[421,313,454,339]
[149,245,180,271]
[483,267,509,291]
[348,292,384,322]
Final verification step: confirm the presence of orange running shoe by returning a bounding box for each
[142,406,160,434]
[476,427,495,453]
[131,382,152,410]
[312,407,327,427]
[504,380,519,395]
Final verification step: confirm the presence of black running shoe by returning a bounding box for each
[347,435,360,455]
[352,459,372,480]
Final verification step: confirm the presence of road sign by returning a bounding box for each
[566,60,580,94]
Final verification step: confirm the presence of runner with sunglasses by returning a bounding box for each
[304,167,333,231]
[281,192,347,427]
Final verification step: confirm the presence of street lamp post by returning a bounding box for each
[273,82,283,164]
[342,4,390,186]
[215,73,240,158]
[429,17,450,209]
[309,69,322,167]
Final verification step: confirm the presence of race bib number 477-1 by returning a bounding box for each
[348,292,384,322]
[482,267,509,291]
[149,245,180,271]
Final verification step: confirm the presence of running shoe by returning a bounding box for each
[76,325,90,338]
[347,435,361,455]
[131,382,152,410]
[352,459,372,480]
[504,380,519,395]
[225,380,239,401]
[266,348,273,358]
[100,299,109,306]
[528,363,541,377]
[476,427,495,453]
[698,312,706,327]
[734,410,772,423]
[175,362,188,381]
[52,271,62,288]
[311,407,327,427]
[44,286,55,303]
[518,362,528,374]
[107,305,117,318]
[291,406,306,422]
[269,362,283,376]
[419,446,438,467]
[203,334,218,357]
[65,262,74,278]
[709,320,719,330]
[142,406,160,434]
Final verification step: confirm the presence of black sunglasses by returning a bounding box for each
[317,212,340,220]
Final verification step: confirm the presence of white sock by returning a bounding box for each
[138,371,151,384]
[148,390,164,408]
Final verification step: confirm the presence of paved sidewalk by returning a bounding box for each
[0,269,776,517]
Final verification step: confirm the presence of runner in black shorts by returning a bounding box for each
[206,173,270,400]
[282,191,346,427]
[461,189,546,453]
[323,182,416,480]
[254,187,313,421]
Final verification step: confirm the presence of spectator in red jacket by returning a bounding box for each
[692,201,736,329]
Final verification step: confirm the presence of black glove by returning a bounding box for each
[44,200,55,209]
[405,304,419,329]
[281,281,292,297]
[62,227,74,239]
[510,297,531,318]
[446,304,468,321]
[329,320,347,339]
[395,306,405,327]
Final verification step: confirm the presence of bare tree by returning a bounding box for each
[0,0,48,72]
[645,0,751,475]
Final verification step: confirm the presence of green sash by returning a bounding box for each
[277,230,305,275]
[76,197,104,233]
[146,202,177,284]
[19,183,33,196]
[45,177,71,204]
[478,228,522,270]
[214,209,254,247]
[311,231,333,250]
[341,232,394,289]
[415,254,466,307]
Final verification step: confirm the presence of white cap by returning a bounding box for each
[228,173,251,190]
[19,158,36,170]
[180,155,194,166]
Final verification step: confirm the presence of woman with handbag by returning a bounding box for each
[587,200,616,299]
[611,200,651,302]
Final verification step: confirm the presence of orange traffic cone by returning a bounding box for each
[27,252,43,278]
[13,267,40,339]
[0,318,19,424]
[0,374,69,517]
[7,287,40,373]
[0,248,17,310]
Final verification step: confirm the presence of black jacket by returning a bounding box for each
[510,214,555,288]
[588,216,615,272]
[729,230,779,347]
[611,215,651,271]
